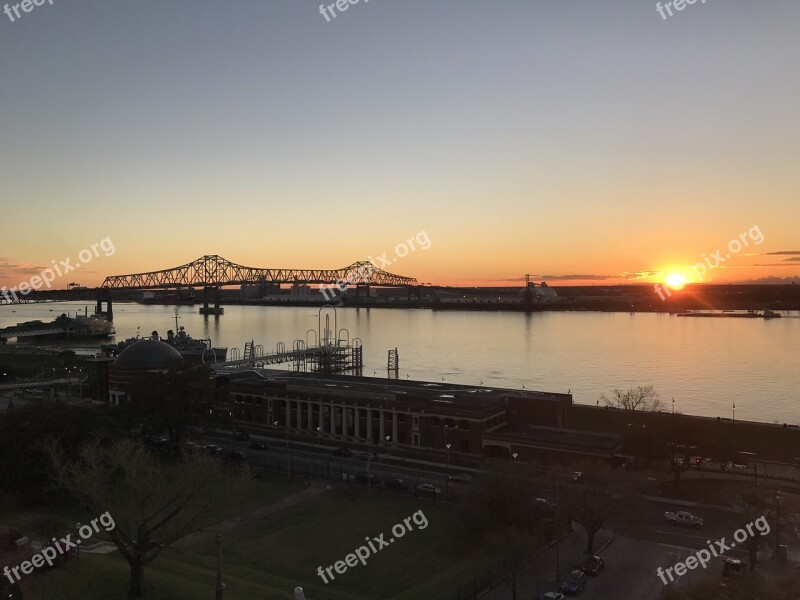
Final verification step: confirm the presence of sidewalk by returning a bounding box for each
[480,524,614,600]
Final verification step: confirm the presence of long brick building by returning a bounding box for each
[223,370,595,459]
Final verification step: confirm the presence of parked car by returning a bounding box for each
[535,497,556,510]
[417,483,442,495]
[355,473,381,486]
[448,473,473,484]
[226,450,249,463]
[664,510,703,528]
[384,478,409,490]
[233,431,250,441]
[331,448,352,457]
[581,555,605,575]
[182,440,200,453]
[560,570,587,596]
[203,444,224,456]
[542,593,565,600]
[352,450,378,462]
[248,441,268,450]
[561,569,586,596]
[722,557,742,577]
[147,436,170,450]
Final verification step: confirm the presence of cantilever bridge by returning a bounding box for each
[101,255,418,289]
[0,256,421,317]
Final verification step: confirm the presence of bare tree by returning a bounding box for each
[727,489,775,572]
[44,438,249,597]
[457,460,547,600]
[667,443,695,493]
[601,386,664,412]
[560,463,642,554]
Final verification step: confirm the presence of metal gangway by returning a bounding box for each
[214,307,363,376]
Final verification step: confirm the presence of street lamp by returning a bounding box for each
[553,471,576,582]
[775,490,782,555]
[445,443,451,499]
[274,420,289,479]
[444,425,458,500]
[215,534,225,600]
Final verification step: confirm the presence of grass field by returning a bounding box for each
[3,475,493,600]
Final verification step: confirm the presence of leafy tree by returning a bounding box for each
[601,385,664,412]
[44,438,249,597]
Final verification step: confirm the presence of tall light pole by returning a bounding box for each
[553,471,574,582]
[444,425,458,500]
[445,443,451,500]
[274,420,289,479]
[215,534,225,600]
[366,450,373,496]
[775,490,782,555]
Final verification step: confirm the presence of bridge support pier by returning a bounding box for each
[95,289,113,321]
[200,286,224,315]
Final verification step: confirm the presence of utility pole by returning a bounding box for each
[215,535,225,600]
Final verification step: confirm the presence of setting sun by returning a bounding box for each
[665,273,687,289]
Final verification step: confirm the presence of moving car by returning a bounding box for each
[248,441,268,450]
[542,593,565,600]
[560,570,587,596]
[448,473,473,484]
[331,448,352,457]
[417,483,442,495]
[233,431,250,441]
[384,478,409,490]
[581,555,605,575]
[664,510,703,528]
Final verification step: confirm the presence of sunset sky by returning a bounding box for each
[1,0,798,289]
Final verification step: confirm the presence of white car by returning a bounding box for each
[664,510,703,528]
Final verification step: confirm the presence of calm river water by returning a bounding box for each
[1,303,798,424]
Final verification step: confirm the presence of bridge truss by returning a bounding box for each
[101,255,417,289]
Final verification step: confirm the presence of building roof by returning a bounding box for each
[223,369,570,418]
[114,339,182,369]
